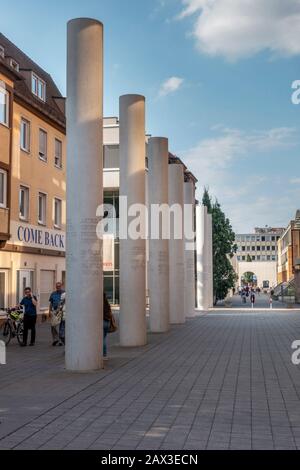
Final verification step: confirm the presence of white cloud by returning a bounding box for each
[178,0,300,60]
[181,126,297,231]
[158,76,184,97]
[290,177,300,184]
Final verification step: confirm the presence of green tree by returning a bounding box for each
[202,188,237,304]
[246,254,252,263]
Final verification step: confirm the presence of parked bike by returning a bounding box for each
[0,307,24,346]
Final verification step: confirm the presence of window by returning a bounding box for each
[0,87,9,126]
[54,139,62,168]
[54,198,62,228]
[252,246,256,251]
[252,256,255,261]
[10,59,19,71]
[267,246,271,251]
[39,129,47,161]
[20,118,30,152]
[242,246,246,252]
[257,256,261,261]
[0,45,4,58]
[38,192,47,225]
[0,169,7,208]
[32,73,46,101]
[104,145,120,169]
[19,186,29,220]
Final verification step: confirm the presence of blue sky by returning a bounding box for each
[1,0,300,232]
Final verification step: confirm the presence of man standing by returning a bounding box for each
[20,287,38,347]
[49,282,65,346]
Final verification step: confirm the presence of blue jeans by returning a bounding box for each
[103,320,110,357]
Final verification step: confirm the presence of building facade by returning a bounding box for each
[234,227,284,290]
[277,211,300,284]
[235,227,284,263]
[0,34,66,310]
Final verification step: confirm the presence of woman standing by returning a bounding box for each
[103,293,112,359]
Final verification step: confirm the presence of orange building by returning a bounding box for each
[0,34,66,310]
[277,211,300,284]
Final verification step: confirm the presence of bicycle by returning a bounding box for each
[0,307,24,346]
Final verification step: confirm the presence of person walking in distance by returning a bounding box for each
[19,287,38,347]
[49,282,65,346]
[250,291,256,309]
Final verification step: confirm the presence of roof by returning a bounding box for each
[0,33,65,129]
[168,152,198,183]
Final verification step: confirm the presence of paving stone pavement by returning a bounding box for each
[1,309,300,450]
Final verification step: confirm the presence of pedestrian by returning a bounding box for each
[58,292,66,346]
[19,287,38,347]
[103,293,112,359]
[49,282,65,346]
[251,292,256,308]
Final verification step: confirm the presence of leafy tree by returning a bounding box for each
[243,271,255,285]
[202,188,237,304]
[246,254,252,263]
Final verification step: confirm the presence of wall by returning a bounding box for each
[10,102,66,230]
[238,261,278,289]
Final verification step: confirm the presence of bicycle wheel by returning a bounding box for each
[0,321,12,346]
[17,322,24,346]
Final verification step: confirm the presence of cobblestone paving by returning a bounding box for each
[1,309,300,450]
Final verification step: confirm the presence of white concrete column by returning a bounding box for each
[168,163,185,324]
[66,18,103,371]
[196,204,207,310]
[184,180,196,317]
[119,95,147,347]
[206,213,214,308]
[148,137,170,333]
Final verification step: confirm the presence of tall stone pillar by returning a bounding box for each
[119,95,147,347]
[148,137,170,333]
[196,204,207,310]
[168,163,185,324]
[206,213,214,308]
[66,18,103,371]
[184,179,196,317]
